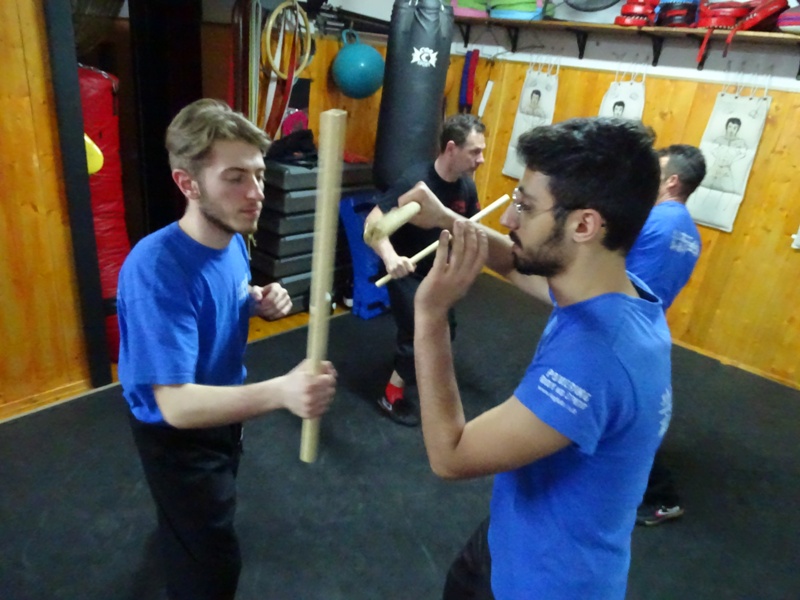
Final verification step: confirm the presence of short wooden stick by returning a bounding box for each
[300,108,347,463]
[374,194,510,288]
[362,202,421,244]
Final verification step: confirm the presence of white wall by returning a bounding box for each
[327,0,393,21]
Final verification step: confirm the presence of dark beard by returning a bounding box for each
[511,226,565,278]
[513,253,563,277]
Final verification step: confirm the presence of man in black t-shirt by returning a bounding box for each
[365,114,486,426]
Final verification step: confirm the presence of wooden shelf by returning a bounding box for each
[454,16,800,75]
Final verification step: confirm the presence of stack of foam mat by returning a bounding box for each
[251,160,375,314]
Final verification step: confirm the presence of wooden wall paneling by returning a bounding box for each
[0,40,43,404]
[472,59,520,232]
[0,0,93,418]
[727,92,799,381]
[553,68,605,120]
[664,87,800,388]
[731,97,792,370]
[770,95,800,380]
[18,0,75,390]
[307,35,386,160]
[443,55,463,117]
[641,76,701,144]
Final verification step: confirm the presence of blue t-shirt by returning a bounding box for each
[117,222,252,425]
[489,277,672,600]
[626,200,701,310]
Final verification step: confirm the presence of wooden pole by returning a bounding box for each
[299,108,347,463]
[374,194,510,288]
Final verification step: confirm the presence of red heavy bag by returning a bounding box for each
[78,66,131,363]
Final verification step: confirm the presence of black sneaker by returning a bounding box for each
[636,504,685,526]
[377,395,420,427]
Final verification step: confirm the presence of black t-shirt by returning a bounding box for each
[376,162,479,276]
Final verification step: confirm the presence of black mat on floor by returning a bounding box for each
[1,274,798,599]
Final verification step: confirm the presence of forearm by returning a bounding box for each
[413,203,515,277]
[414,311,467,479]
[369,235,400,264]
[154,378,289,429]
[366,206,399,261]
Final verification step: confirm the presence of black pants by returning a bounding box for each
[386,274,456,386]
[129,414,244,600]
[443,517,495,600]
[643,449,680,506]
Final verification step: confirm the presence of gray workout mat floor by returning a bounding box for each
[1,275,798,599]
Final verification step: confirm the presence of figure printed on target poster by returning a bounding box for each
[598,79,645,121]
[686,90,771,232]
[503,64,559,179]
[702,114,752,195]
[519,86,549,125]
[698,92,769,197]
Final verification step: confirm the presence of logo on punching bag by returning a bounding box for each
[411,47,438,68]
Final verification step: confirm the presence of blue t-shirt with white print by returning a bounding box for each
[117,222,252,425]
[489,275,672,600]
[626,200,701,310]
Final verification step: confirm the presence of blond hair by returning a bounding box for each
[165,99,271,175]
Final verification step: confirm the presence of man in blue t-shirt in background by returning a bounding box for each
[117,99,337,600]
[398,118,672,599]
[627,144,706,526]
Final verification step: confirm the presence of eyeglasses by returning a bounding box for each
[511,188,607,228]
[511,187,555,218]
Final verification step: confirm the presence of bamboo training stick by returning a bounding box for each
[374,194,510,288]
[299,109,347,463]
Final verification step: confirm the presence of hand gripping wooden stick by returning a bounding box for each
[300,108,347,463]
[362,202,421,244]
[374,194,511,288]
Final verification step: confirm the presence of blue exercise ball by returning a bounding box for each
[331,30,385,99]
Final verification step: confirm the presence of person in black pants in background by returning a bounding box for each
[365,114,486,426]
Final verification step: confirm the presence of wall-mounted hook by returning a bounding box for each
[568,29,589,59]
[457,22,472,47]
[503,26,520,53]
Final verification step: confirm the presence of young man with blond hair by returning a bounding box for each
[118,99,336,599]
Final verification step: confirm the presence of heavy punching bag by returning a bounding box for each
[373,0,454,191]
[79,66,132,363]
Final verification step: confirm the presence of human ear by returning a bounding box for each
[172,169,199,200]
[572,209,605,242]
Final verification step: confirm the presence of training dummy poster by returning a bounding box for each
[687,91,771,232]
[503,61,559,180]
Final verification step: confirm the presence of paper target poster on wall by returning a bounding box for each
[598,77,645,120]
[502,62,558,180]
[686,91,771,232]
